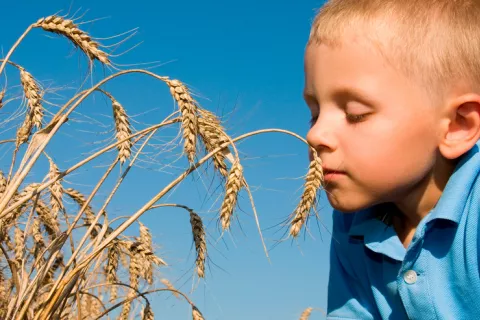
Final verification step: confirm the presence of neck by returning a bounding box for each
[392,155,457,247]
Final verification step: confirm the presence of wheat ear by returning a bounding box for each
[20,68,43,129]
[138,222,154,284]
[161,278,179,298]
[189,210,206,278]
[197,109,229,177]
[15,114,33,148]
[0,170,6,198]
[220,160,243,230]
[105,240,120,301]
[111,98,132,164]
[14,225,25,262]
[289,151,323,237]
[0,89,4,109]
[166,79,197,163]
[192,306,205,320]
[299,307,313,320]
[33,16,110,64]
[65,188,98,238]
[141,304,154,320]
[46,155,63,220]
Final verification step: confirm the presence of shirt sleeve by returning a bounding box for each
[327,213,376,320]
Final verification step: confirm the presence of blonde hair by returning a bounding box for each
[309,0,480,96]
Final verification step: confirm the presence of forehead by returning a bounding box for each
[303,37,437,115]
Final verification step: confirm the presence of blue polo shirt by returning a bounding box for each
[327,142,480,320]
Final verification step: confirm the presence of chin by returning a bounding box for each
[327,195,373,213]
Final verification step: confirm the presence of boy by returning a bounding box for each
[304,1,480,319]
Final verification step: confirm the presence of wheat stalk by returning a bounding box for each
[192,306,205,320]
[33,16,110,64]
[112,99,132,164]
[220,160,243,230]
[299,307,313,320]
[189,210,206,278]
[166,79,197,163]
[289,151,323,237]
[20,68,43,129]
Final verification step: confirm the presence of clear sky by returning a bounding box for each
[1,0,332,319]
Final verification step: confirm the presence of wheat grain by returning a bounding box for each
[111,99,132,164]
[0,170,7,198]
[299,307,313,320]
[14,226,24,262]
[138,222,154,284]
[105,241,120,301]
[220,160,243,230]
[20,68,43,129]
[47,156,63,220]
[16,114,33,148]
[36,200,60,237]
[32,218,45,258]
[166,79,197,163]
[65,188,98,238]
[34,16,110,64]
[0,89,4,109]
[197,110,229,177]
[192,306,205,320]
[160,278,179,298]
[289,151,323,238]
[7,183,40,226]
[0,269,6,318]
[189,210,206,278]
[141,304,154,320]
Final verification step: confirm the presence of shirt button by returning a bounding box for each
[403,270,418,284]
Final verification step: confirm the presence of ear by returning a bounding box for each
[439,94,480,160]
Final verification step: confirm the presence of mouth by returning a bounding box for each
[322,168,346,181]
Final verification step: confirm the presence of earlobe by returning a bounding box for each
[439,97,480,160]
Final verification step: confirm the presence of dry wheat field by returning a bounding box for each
[0,12,324,320]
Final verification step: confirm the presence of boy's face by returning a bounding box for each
[304,35,442,213]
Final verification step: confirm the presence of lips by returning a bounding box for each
[322,167,346,175]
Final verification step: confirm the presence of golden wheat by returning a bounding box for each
[141,304,154,320]
[34,16,110,64]
[112,98,132,164]
[192,306,205,320]
[289,151,323,237]
[0,170,6,198]
[0,89,4,109]
[139,222,154,284]
[166,79,197,163]
[20,68,43,129]
[105,240,120,301]
[31,218,45,258]
[220,160,243,230]
[14,225,24,262]
[36,199,60,237]
[299,307,313,320]
[15,114,33,148]
[189,210,206,278]
[47,156,63,220]
[197,111,229,177]
[161,278,179,298]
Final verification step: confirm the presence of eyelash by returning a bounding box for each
[309,113,368,126]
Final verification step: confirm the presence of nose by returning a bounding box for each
[306,120,337,160]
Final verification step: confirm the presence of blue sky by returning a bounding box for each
[1,0,332,319]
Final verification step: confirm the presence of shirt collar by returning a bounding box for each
[346,141,480,260]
